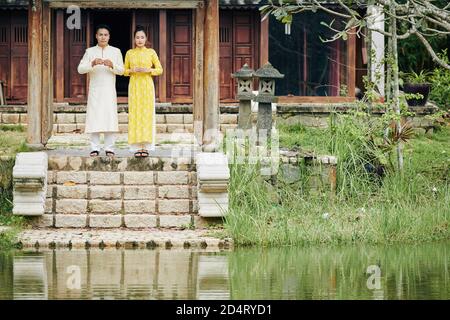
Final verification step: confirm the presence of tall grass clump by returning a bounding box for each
[224,113,449,246]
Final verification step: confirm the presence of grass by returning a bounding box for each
[224,114,450,246]
[0,126,28,249]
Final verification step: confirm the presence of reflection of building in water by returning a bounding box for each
[13,255,48,300]
[196,255,230,300]
[11,249,230,300]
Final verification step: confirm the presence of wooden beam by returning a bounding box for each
[55,10,64,102]
[347,28,356,98]
[260,15,269,66]
[278,96,356,104]
[194,3,205,145]
[203,0,219,149]
[41,1,53,144]
[159,9,167,102]
[27,0,43,147]
[47,1,203,9]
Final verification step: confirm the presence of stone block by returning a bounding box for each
[46,185,54,198]
[55,199,87,214]
[189,172,197,185]
[158,199,190,214]
[76,124,85,132]
[156,124,167,133]
[118,113,128,124]
[89,215,122,228]
[123,171,154,185]
[167,124,186,133]
[165,114,184,124]
[119,124,128,133]
[156,114,165,124]
[157,171,189,185]
[75,113,86,123]
[2,113,20,124]
[55,215,87,228]
[184,124,194,133]
[220,114,238,124]
[57,185,88,199]
[90,186,122,200]
[56,113,76,124]
[68,157,83,171]
[159,215,191,228]
[30,214,54,228]
[124,200,155,214]
[193,215,223,229]
[19,113,28,124]
[124,186,156,200]
[124,215,157,228]
[88,200,122,214]
[158,185,190,199]
[58,124,77,133]
[89,172,121,185]
[183,114,193,124]
[56,171,87,184]
[45,198,53,213]
[47,171,56,184]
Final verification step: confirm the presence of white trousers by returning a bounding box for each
[90,133,116,152]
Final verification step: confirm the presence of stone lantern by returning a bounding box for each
[253,62,284,139]
[232,64,255,130]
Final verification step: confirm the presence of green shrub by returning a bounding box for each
[429,51,450,111]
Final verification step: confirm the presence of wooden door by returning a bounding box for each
[219,12,233,101]
[10,11,28,101]
[65,11,87,99]
[219,10,260,102]
[0,12,11,100]
[168,11,193,102]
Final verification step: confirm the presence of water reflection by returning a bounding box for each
[0,242,449,300]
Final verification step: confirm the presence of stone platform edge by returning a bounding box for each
[16,228,233,250]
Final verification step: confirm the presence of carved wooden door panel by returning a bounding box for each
[10,11,28,101]
[0,11,11,100]
[219,10,259,102]
[219,11,233,101]
[168,11,193,102]
[65,11,87,99]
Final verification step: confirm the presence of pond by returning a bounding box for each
[0,242,448,300]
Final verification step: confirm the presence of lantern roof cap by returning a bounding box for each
[232,63,255,78]
[254,62,284,79]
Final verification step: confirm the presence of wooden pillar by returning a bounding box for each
[41,1,53,144]
[260,16,269,66]
[55,10,64,102]
[27,0,44,147]
[194,3,205,146]
[159,10,167,102]
[347,28,356,98]
[203,0,219,150]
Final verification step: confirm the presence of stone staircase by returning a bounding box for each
[31,151,205,229]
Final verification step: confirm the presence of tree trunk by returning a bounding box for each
[390,0,403,172]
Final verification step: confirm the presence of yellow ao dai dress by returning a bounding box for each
[124,47,163,147]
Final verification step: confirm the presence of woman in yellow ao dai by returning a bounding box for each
[124,26,163,157]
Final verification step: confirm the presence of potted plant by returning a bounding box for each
[402,71,431,106]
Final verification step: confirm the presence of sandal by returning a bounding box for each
[134,151,143,158]
[105,151,115,157]
[140,149,149,157]
[90,150,99,157]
